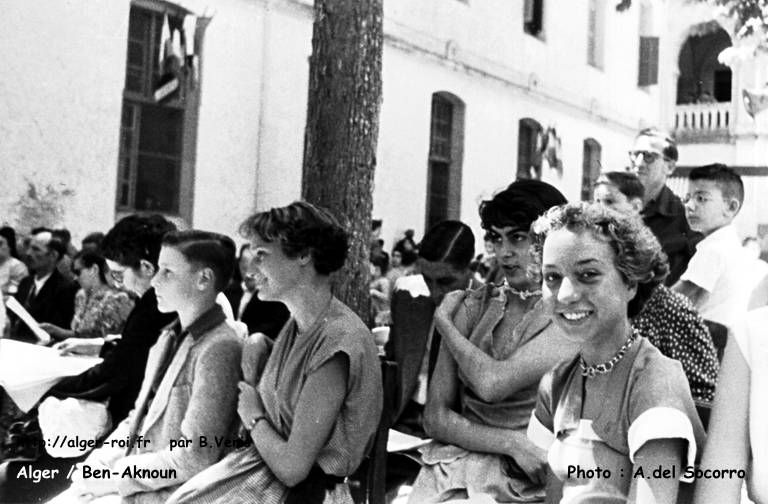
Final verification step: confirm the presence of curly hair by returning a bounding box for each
[530,202,669,317]
[239,201,348,275]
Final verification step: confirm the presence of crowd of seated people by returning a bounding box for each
[1,131,767,503]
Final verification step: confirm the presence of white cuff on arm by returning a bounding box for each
[527,410,555,452]
[627,407,697,482]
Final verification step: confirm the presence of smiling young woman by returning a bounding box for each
[527,202,705,504]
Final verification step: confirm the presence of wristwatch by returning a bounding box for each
[248,414,265,431]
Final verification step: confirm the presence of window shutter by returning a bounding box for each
[638,36,659,86]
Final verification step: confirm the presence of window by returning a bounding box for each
[676,25,732,104]
[587,0,605,68]
[637,2,658,87]
[517,118,543,180]
[426,93,465,232]
[581,138,602,201]
[117,3,202,219]
[523,0,544,38]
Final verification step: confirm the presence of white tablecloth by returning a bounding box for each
[0,339,101,412]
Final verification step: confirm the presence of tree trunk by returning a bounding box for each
[302,0,383,324]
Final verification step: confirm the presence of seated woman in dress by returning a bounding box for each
[526,202,705,504]
[167,201,383,504]
[594,171,719,403]
[694,306,768,504]
[407,180,580,503]
[39,250,134,343]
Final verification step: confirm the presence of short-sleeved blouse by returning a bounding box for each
[259,297,383,476]
[527,338,705,501]
[632,285,718,402]
[733,307,768,503]
[71,286,135,338]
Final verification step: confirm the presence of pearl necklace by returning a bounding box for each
[500,278,542,300]
[579,328,640,378]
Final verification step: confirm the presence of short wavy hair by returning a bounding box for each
[530,202,669,317]
[239,201,348,275]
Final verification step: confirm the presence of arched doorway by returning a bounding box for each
[677,22,732,104]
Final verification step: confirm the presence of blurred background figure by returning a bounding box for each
[38,250,134,342]
[0,226,28,295]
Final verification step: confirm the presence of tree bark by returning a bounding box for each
[302,0,383,324]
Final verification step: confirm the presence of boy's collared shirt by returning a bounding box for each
[642,185,700,286]
[680,223,753,329]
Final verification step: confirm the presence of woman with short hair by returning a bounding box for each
[527,202,704,503]
[167,201,383,504]
[408,180,578,503]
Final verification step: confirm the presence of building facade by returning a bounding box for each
[5,0,756,248]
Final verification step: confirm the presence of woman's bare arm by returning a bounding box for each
[423,341,547,484]
[435,291,577,402]
[248,353,349,487]
[694,337,750,504]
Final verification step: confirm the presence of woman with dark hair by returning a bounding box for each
[387,220,479,431]
[527,203,704,503]
[167,201,382,504]
[49,214,178,424]
[0,226,28,295]
[408,180,579,503]
[39,250,134,343]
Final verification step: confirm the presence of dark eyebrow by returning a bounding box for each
[575,259,601,266]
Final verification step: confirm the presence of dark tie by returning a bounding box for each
[24,282,37,308]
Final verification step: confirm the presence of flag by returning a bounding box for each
[743,88,768,118]
[158,14,171,75]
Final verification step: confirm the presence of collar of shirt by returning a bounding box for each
[161,303,227,343]
[695,223,739,251]
[33,272,53,293]
[643,185,680,218]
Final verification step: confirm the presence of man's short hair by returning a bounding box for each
[689,163,744,206]
[162,230,237,292]
[636,127,678,162]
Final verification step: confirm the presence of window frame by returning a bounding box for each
[116,0,201,223]
[425,93,465,233]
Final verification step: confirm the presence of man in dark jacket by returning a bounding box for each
[10,230,78,343]
[629,128,701,285]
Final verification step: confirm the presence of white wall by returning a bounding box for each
[0,0,128,240]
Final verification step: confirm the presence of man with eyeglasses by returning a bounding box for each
[628,128,701,285]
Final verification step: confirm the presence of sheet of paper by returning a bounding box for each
[387,429,432,453]
[5,296,52,344]
[0,339,102,412]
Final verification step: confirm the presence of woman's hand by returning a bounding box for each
[53,337,105,356]
[509,439,548,487]
[434,290,466,333]
[237,381,265,428]
[38,322,68,340]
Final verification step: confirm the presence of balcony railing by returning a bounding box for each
[674,102,733,143]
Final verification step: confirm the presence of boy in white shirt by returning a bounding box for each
[674,163,751,329]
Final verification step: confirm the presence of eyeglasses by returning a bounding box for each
[109,269,125,284]
[628,150,667,164]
